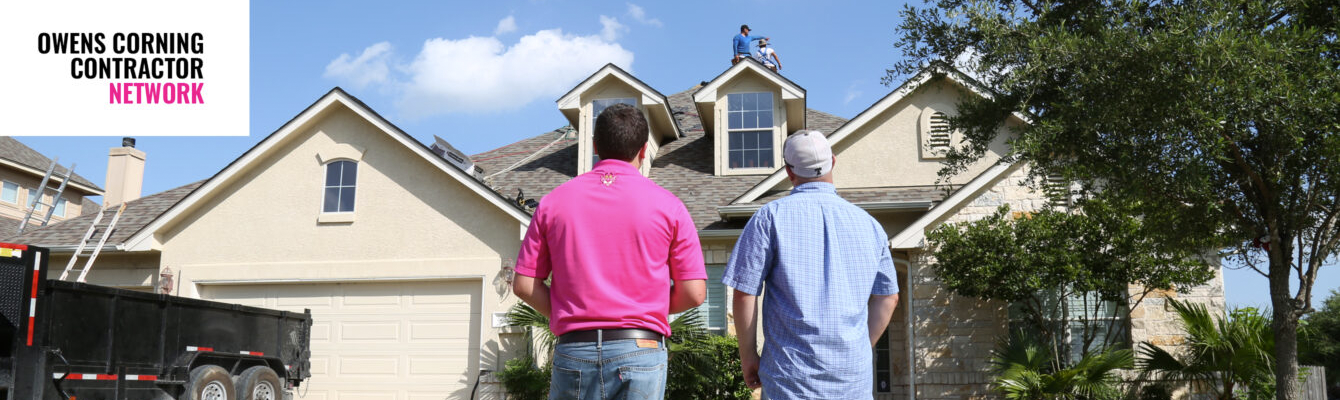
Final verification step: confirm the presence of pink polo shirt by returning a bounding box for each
[514,159,706,336]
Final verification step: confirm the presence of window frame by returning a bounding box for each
[1008,289,1132,364]
[723,92,779,174]
[321,159,358,214]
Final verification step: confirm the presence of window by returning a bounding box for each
[323,160,357,213]
[727,92,775,169]
[591,98,636,166]
[698,266,728,335]
[52,198,66,218]
[874,330,892,393]
[1,182,17,204]
[1009,290,1131,364]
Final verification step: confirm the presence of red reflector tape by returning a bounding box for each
[26,254,40,346]
[240,351,264,356]
[53,373,118,380]
[0,243,29,250]
[126,375,158,381]
[186,346,214,352]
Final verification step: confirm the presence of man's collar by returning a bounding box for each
[592,159,640,174]
[791,182,837,194]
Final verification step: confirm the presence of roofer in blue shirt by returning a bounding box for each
[733,24,768,65]
[723,130,901,400]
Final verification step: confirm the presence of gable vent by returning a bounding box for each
[1045,172,1071,207]
[928,112,952,149]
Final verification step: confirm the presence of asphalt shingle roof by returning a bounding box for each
[746,186,949,206]
[0,137,101,191]
[477,86,851,230]
[4,181,203,247]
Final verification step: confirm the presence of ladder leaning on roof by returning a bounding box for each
[17,158,76,234]
[59,202,127,282]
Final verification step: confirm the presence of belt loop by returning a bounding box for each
[597,329,603,350]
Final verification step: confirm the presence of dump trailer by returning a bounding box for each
[0,244,312,400]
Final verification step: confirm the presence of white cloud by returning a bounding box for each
[599,16,626,41]
[844,81,863,105]
[494,15,517,35]
[323,42,393,89]
[325,18,635,117]
[626,4,662,27]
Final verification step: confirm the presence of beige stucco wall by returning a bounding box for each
[0,165,89,225]
[831,79,1017,190]
[151,103,526,373]
[712,72,788,176]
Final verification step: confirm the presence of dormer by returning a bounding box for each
[692,58,806,176]
[557,64,680,176]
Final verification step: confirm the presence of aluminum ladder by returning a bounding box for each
[59,202,127,282]
[17,158,75,234]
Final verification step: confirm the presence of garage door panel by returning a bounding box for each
[201,280,481,400]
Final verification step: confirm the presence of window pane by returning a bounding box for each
[340,162,357,186]
[339,187,356,212]
[729,132,743,150]
[1,182,16,203]
[758,132,773,150]
[743,131,757,149]
[757,93,773,110]
[742,150,758,168]
[326,163,341,186]
[728,93,742,111]
[757,150,774,168]
[744,111,759,129]
[729,151,742,169]
[743,93,756,111]
[323,188,340,212]
[728,111,743,130]
[758,110,773,128]
[53,198,65,217]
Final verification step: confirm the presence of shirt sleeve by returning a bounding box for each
[871,222,899,296]
[514,205,551,279]
[668,202,707,281]
[722,207,774,296]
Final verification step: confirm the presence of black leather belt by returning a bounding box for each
[557,328,663,344]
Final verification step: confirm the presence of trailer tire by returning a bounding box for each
[182,366,236,400]
[235,366,281,400]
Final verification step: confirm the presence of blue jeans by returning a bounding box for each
[549,337,667,400]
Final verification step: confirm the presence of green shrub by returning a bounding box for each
[667,334,753,400]
[495,356,549,400]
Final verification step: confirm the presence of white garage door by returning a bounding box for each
[202,280,482,400]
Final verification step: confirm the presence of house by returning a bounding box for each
[9,59,1224,400]
[0,137,103,234]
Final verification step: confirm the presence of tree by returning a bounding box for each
[1299,289,1340,398]
[892,1,1340,399]
[927,201,1214,367]
[1137,300,1276,400]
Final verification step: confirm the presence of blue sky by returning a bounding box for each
[13,0,1338,311]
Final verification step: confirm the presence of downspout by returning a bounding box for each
[907,258,916,400]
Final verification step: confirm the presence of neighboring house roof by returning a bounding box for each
[117,88,532,252]
[478,87,849,231]
[4,181,203,249]
[0,137,103,194]
[731,61,1028,205]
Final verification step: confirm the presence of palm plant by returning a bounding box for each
[1135,300,1275,400]
[990,332,1133,400]
[505,302,557,361]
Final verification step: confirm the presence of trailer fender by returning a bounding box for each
[170,352,293,383]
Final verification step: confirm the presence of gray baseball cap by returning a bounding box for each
[783,130,833,178]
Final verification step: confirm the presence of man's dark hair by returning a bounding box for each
[740,24,750,32]
[593,103,648,161]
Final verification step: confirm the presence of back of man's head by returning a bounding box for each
[594,103,648,162]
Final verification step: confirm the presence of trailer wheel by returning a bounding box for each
[182,366,236,400]
[235,366,281,400]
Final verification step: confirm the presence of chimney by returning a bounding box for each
[104,137,146,206]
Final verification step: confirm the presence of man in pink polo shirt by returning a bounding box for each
[512,103,707,400]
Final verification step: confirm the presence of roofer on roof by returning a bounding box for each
[756,39,782,72]
[733,24,768,65]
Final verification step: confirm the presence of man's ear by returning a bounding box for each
[638,143,648,160]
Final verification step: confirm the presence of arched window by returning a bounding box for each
[323,160,357,213]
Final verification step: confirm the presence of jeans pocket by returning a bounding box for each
[550,367,581,400]
[617,363,666,400]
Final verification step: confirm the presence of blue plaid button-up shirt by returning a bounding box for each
[723,182,898,400]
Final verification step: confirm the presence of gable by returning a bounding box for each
[154,103,525,265]
[123,88,530,252]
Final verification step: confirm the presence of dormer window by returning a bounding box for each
[726,92,776,170]
[591,98,636,166]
